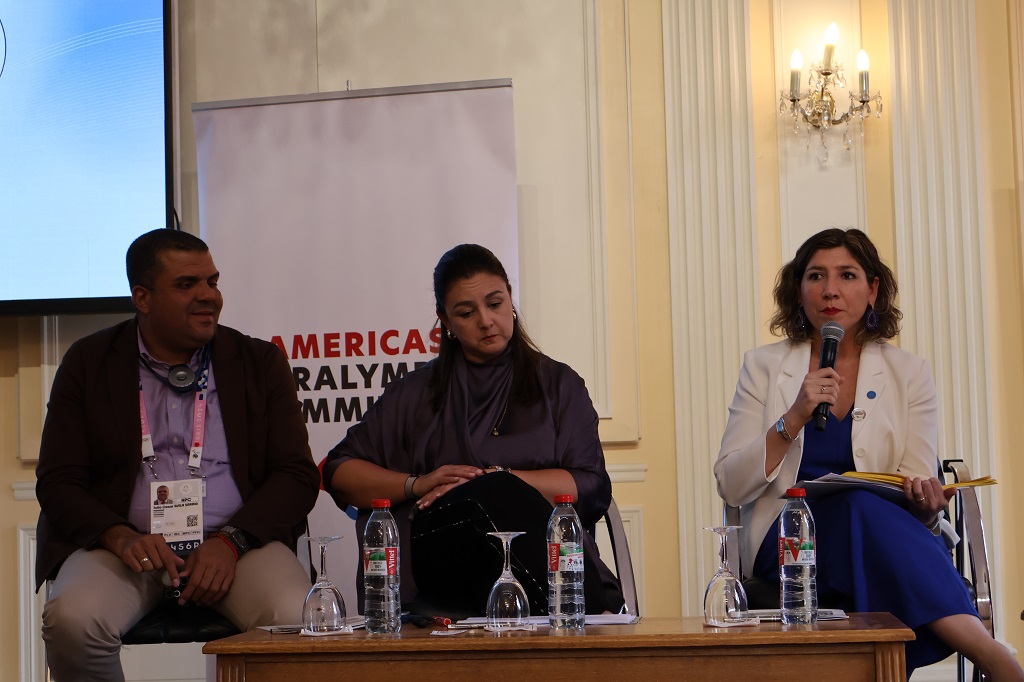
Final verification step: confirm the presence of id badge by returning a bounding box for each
[150,479,203,556]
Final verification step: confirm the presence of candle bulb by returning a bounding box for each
[857,50,870,96]
[822,22,839,74]
[789,50,803,100]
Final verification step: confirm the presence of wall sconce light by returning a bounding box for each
[779,22,883,164]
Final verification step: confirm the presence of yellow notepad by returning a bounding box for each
[841,471,996,490]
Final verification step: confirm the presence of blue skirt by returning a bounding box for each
[754,489,978,676]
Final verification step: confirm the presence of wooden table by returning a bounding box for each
[204,613,914,681]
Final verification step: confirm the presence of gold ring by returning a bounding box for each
[820,386,826,393]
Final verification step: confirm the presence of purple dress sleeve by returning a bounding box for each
[320,365,434,507]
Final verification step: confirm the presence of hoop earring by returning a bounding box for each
[795,308,807,332]
[865,304,879,332]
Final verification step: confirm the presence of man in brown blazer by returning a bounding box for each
[36,229,320,681]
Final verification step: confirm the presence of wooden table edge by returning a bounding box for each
[203,613,915,655]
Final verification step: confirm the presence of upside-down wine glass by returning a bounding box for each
[485,531,532,632]
[302,535,351,633]
[703,526,758,627]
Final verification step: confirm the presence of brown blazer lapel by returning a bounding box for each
[211,329,250,497]
[108,321,144,474]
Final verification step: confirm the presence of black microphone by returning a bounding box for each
[813,321,845,431]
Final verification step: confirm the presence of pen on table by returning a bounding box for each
[447,622,487,629]
[402,614,452,628]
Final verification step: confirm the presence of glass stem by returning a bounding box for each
[319,542,329,582]
[720,530,732,575]
[503,539,513,575]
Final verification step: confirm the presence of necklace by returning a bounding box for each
[491,397,510,436]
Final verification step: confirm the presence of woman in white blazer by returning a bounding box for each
[716,228,1022,680]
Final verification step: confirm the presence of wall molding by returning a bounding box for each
[1013,0,1024,284]
[607,463,647,484]
[663,0,760,616]
[581,0,614,422]
[12,481,36,502]
[18,524,45,682]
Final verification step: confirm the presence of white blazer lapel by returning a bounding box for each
[851,341,885,445]
[778,342,811,419]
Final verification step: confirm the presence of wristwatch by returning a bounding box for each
[775,416,795,443]
[404,475,420,500]
[217,525,253,557]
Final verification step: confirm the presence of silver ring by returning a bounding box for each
[820,386,826,393]
[140,557,151,563]
[915,497,925,502]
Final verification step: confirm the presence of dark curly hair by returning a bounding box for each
[429,244,543,411]
[769,228,901,344]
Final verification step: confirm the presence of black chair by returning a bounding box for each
[122,529,315,645]
[724,459,994,682]
[90,529,313,647]
[121,603,239,645]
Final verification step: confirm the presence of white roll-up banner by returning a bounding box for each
[194,80,518,608]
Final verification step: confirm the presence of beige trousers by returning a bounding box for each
[42,541,311,682]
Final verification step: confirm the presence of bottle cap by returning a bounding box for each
[371,498,391,508]
[785,488,807,497]
[554,494,574,504]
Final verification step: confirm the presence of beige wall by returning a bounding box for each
[2,0,1023,678]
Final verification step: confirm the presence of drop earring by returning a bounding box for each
[865,304,879,332]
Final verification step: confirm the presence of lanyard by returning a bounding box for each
[139,349,211,476]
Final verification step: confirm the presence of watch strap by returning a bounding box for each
[776,416,795,443]
[404,475,419,500]
[216,525,254,558]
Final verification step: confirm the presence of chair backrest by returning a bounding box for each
[943,459,994,682]
[603,498,640,616]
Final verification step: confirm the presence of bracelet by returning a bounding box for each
[211,532,240,561]
[926,515,942,534]
[488,466,511,474]
[405,475,419,500]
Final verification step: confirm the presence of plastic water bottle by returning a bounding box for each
[547,494,585,629]
[363,498,401,633]
[779,487,817,625]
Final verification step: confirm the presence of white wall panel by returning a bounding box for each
[663,0,759,615]
[774,0,868,256]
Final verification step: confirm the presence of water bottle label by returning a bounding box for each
[779,536,815,566]
[548,542,583,572]
[363,546,398,576]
